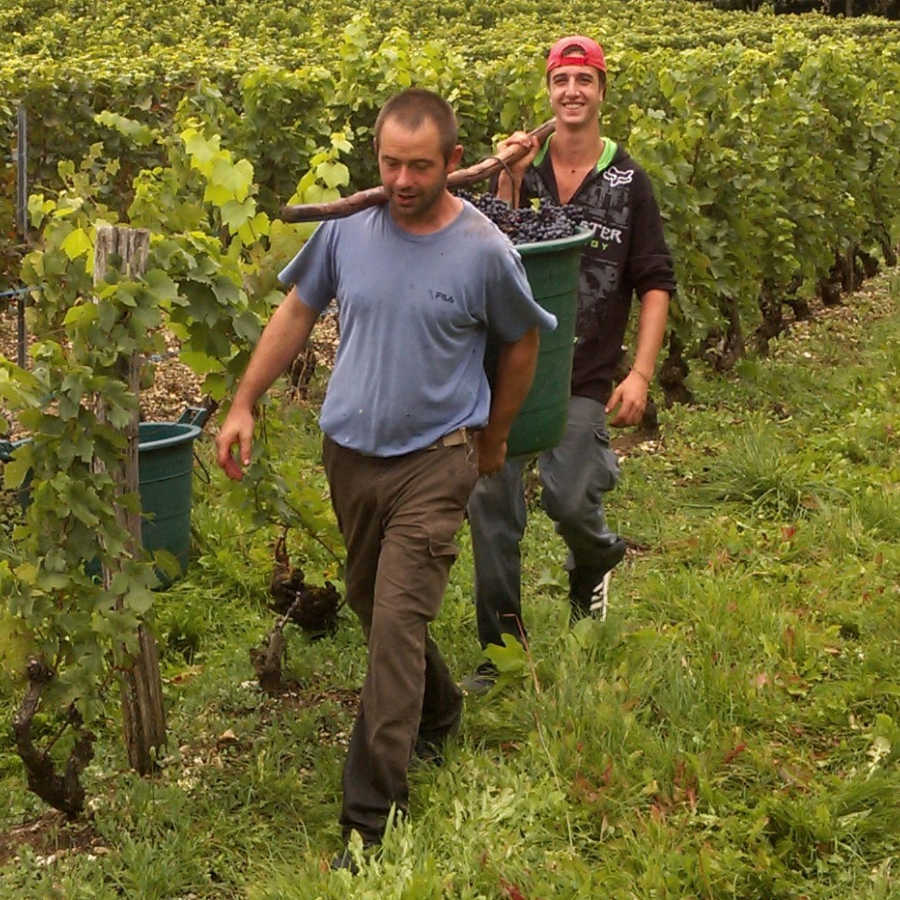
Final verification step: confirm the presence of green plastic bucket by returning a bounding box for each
[137,421,202,575]
[504,227,592,457]
[1,414,204,579]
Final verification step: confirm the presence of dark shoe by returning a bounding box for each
[414,697,462,766]
[569,537,626,621]
[413,736,445,766]
[460,660,498,696]
[595,533,627,572]
[330,847,360,875]
[330,840,379,875]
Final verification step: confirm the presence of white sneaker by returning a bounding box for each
[588,570,613,621]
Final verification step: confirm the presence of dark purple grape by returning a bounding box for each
[455,190,585,244]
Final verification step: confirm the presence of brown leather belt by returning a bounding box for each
[425,427,470,450]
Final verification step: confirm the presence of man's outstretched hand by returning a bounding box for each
[215,406,255,481]
[605,371,650,427]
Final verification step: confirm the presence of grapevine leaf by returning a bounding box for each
[66,492,100,528]
[220,198,255,233]
[303,184,340,204]
[28,193,52,228]
[153,550,181,584]
[36,571,72,591]
[208,157,253,204]
[210,276,241,308]
[203,182,231,207]
[484,634,528,675]
[130,304,162,335]
[179,350,225,375]
[3,452,32,490]
[61,228,93,261]
[316,161,350,189]
[94,111,156,147]
[13,561,38,586]
[232,311,261,343]
[202,372,228,401]
[106,401,137,430]
[63,304,99,327]
[182,128,221,176]
[250,211,270,235]
[144,269,181,305]
[237,212,270,244]
[302,183,325,204]
[123,585,155,615]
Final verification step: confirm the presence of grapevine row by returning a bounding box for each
[2,9,897,364]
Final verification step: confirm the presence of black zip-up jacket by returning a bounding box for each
[520,137,676,402]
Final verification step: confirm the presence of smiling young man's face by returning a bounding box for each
[548,64,605,127]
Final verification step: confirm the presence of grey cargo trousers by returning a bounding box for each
[467,396,621,649]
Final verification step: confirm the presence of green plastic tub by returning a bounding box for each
[1,409,206,580]
[137,421,202,575]
[504,227,592,457]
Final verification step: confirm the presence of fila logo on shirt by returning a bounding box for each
[603,166,634,187]
[431,289,455,305]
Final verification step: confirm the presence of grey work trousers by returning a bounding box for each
[322,433,478,845]
[467,396,621,650]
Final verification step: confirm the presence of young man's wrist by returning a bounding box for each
[630,367,652,384]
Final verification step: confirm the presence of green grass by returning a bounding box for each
[1,272,898,898]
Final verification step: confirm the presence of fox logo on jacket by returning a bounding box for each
[603,166,634,187]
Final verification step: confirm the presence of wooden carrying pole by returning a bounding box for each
[280,118,557,223]
[93,226,167,776]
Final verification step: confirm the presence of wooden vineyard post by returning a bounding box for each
[16,104,28,368]
[93,225,167,775]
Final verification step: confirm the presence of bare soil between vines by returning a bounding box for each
[0,683,360,867]
[0,812,103,868]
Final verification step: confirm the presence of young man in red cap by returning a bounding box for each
[464,36,676,691]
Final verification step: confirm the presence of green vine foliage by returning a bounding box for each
[0,116,336,725]
[3,6,898,347]
[0,217,163,722]
[227,448,345,575]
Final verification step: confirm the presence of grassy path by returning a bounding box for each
[1,270,897,897]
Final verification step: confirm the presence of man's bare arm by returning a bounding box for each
[495,132,539,209]
[606,289,669,427]
[216,288,320,480]
[478,327,540,474]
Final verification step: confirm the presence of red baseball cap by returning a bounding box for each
[546,35,607,74]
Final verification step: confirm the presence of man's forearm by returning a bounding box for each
[493,132,537,209]
[484,327,540,441]
[232,288,320,411]
[496,172,521,208]
[631,290,670,381]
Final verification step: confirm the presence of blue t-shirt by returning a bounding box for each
[278,200,557,456]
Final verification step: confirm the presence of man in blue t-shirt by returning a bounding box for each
[216,89,556,867]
